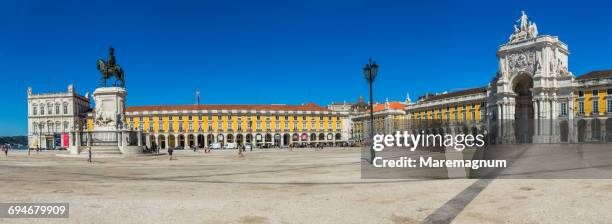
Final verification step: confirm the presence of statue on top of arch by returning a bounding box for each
[509,11,538,43]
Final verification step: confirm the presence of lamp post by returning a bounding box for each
[363,58,378,163]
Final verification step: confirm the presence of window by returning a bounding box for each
[188,122,193,131]
[208,123,212,131]
[593,100,599,114]
[578,90,584,97]
[560,102,568,116]
[578,101,585,115]
[256,121,261,130]
[158,119,163,132]
[608,99,612,113]
[63,103,68,114]
[55,104,60,114]
[608,88,612,95]
[247,119,252,129]
[238,118,243,131]
[48,103,52,114]
[63,122,68,132]
[149,119,153,132]
[217,120,222,130]
[592,89,599,96]
[41,105,44,115]
[33,104,38,115]
[188,116,192,121]
[138,122,143,131]
[179,116,183,121]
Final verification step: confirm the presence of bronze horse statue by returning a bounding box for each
[97,46,125,87]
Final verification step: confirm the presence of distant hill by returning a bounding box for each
[0,136,28,146]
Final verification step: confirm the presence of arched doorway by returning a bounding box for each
[206,134,214,146]
[577,120,587,142]
[513,74,534,143]
[178,134,185,148]
[245,134,253,144]
[255,134,262,146]
[158,135,166,149]
[319,133,325,142]
[236,134,244,146]
[335,133,341,141]
[292,133,299,144]
[227,134,234,143]
[606,119,612,142]
[283,133,290,146]
[310,133,316,142]
[187,134,195,148]
[265,134,272,147]
[149,135,156,148]
[591,119,601,141]
[197,134,205,148]
[168,135,176,148]
[274,134,281,146]
[560,120,569,142]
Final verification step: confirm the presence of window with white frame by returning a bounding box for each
[579,101,585,115]
[560,102,568,116]
[607,99,612,113]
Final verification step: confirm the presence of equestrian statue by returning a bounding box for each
[97,46,125,87]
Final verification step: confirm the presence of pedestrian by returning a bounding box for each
[87,147,92,163]
[28,147,31,156]
[168,147,174,160]
[4,145,8,157]
[238,145,244,157]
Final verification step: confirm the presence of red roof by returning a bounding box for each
[126,103,330,112]
[366,102,405,112]
[576,70,612,80]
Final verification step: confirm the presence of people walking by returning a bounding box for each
[87,147,92,163]
[3,145,8,157]
[238,145,244,157]
[168,147,174,160]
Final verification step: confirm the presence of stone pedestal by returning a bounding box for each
[93,87,127,131]
[69,87,143,156]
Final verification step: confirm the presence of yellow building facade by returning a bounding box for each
[89,103,348,149]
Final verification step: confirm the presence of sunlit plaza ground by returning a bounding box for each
[1,147,612,223]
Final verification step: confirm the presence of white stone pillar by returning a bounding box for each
[137,131,142,146]
[195,134,199,148]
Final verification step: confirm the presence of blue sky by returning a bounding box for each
[1,0,611,135]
